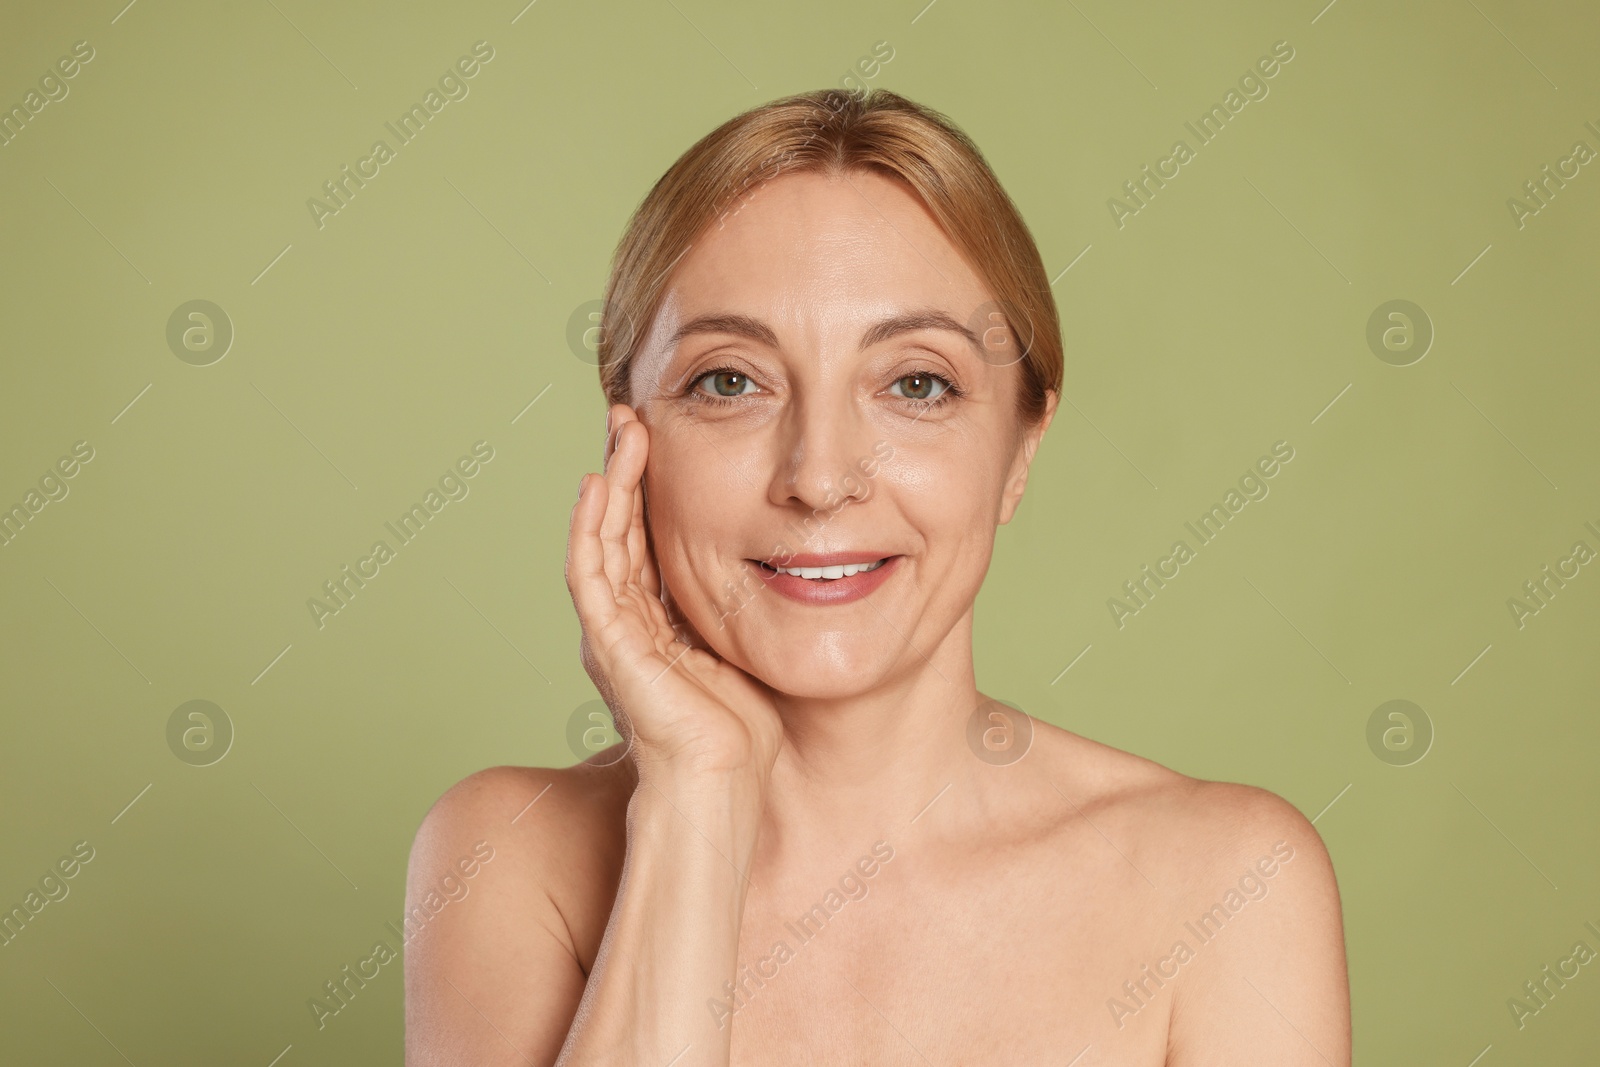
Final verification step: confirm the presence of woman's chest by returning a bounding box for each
[721,847,1178,1065]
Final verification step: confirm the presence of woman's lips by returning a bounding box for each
[748,555,902,604]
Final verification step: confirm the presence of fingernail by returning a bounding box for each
[577,474,586,499]
[605,409,613,436]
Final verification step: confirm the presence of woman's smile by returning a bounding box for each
[749,553,901,604]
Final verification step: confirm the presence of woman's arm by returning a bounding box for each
[556,770,765,1064]
[405,406,782,1066]
[401,765,764,1066]
[1164,786,1351,1066]
[403,766,592,1066]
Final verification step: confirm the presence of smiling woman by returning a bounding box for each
[403,88,1351,1066]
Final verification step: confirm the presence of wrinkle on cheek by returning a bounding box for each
[648,419,757,501]
[641,458,741,632]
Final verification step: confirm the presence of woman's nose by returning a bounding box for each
[767,396,874,513]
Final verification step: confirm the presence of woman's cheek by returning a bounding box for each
[884,437,1013,544]
[874,433,991,502]
[642,468,736,630]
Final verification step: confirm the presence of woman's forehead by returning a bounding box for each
[678,170,983,300]
[631,173,994,374]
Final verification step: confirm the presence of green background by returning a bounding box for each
[1,0,1596,1062]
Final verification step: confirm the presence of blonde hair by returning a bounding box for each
[597,87,1062,425]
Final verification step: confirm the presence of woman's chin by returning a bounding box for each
[757,669,888,701]
[687,606,919,698]
[732,642,904,700]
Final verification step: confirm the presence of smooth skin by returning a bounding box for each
[404,170,1351,1066]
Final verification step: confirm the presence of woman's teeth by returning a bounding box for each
[774,559,887,581]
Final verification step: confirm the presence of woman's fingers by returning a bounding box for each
[598,418,647,589]
[628,482,653,587]
[570,403,692,700]
[566,473,620,635]
[573,484,676,698]
[604,406,662,596]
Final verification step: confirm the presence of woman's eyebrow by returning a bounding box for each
[665,314,779,350]
[664,308,981,353]
[860,309,981,351]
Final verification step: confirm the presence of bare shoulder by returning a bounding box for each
[403,752,634,1065]
[406,752,634,943]
[1028,723,1349,1062]
[1028,721,1335,893]
[410,755,632,861]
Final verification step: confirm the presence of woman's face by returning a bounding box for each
[625,168,1055,700]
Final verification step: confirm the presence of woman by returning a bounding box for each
[405,88,1350,1066]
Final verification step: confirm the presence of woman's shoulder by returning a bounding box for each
[411,749,634,861]
[406,750,635,947]
[1028,721,1335,889]
[1027,725,1349,1055]
[401,752,639,1056]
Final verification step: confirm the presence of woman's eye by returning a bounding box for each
[696,370,757,398]
[889,373,949,402]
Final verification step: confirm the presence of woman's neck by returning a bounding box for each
[756,616,992,861]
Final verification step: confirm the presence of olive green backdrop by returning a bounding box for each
[2,0,1596,1063]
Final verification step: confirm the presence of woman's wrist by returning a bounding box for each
[628,765,768,856]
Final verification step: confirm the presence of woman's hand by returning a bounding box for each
[566,404,783,794]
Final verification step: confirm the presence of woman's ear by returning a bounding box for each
[998,390,1058,525]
